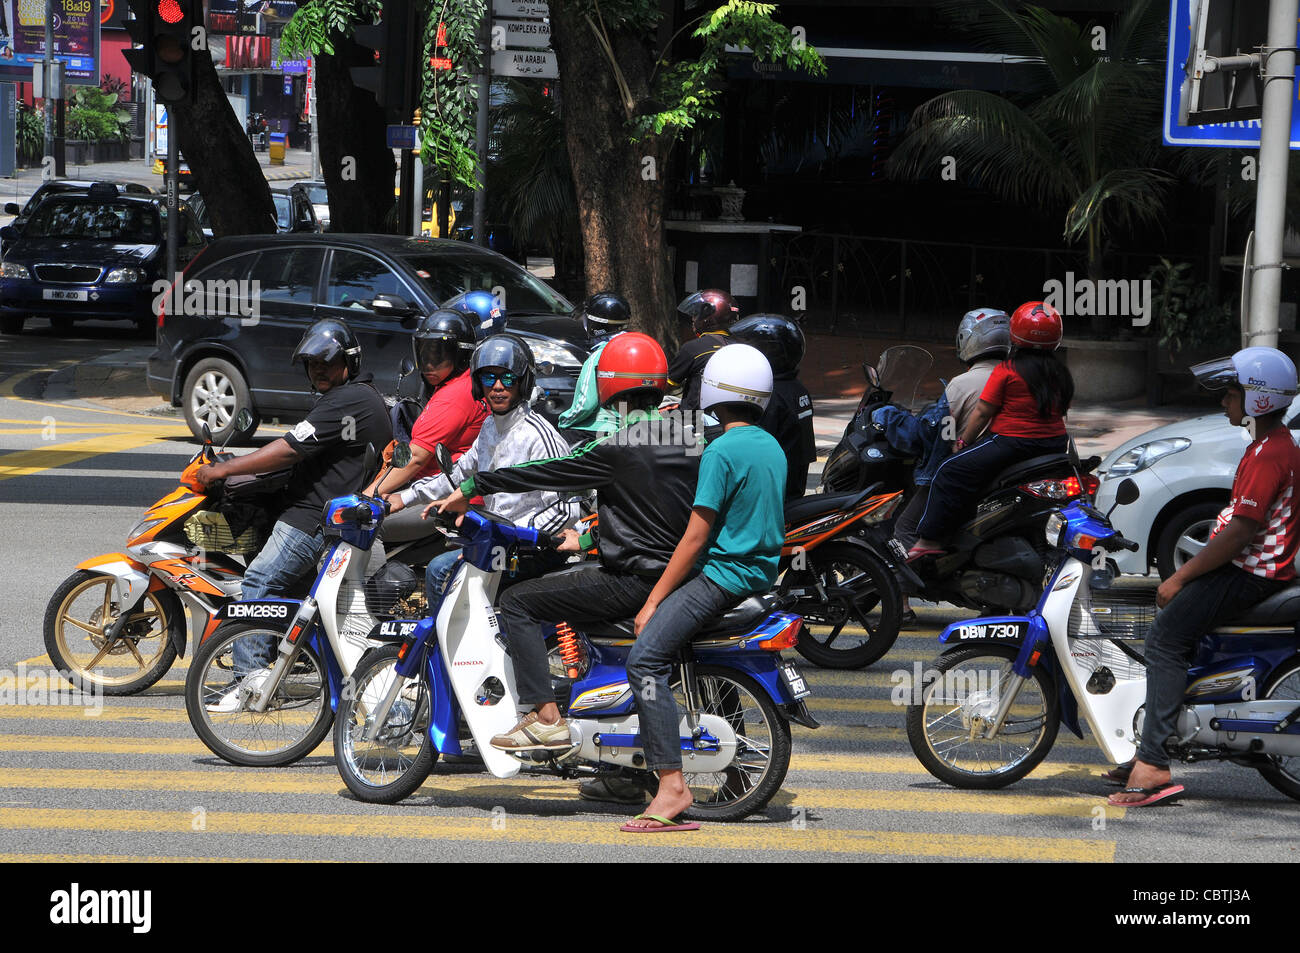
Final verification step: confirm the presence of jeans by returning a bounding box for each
[498,564,656,706]
[1137,564,1286,768]
[626,573,742,772]
[231,520,324,676]
[425,547,571,611]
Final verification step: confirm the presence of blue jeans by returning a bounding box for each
[426,547,572,615]
[425,549,462,609]
[626,573,742,772]
[231,520,324,676]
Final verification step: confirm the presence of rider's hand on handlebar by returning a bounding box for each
[555,528,581,553]
[432,488,469,515]
[385,493,406,515]
[195,462,223,488]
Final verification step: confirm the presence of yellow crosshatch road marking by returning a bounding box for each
[0,432,170,482]
[0,853,329,864]
[0,808,1115,861]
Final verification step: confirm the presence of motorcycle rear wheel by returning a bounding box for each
[781,540,902,669]
[43,570,181,695]
[906,644,1060,789]
[1255,657,1300,802]
[334,645,438,804]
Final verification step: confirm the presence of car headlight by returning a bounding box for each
[1,262,30,279]
[526,338,583,372]
[105,267,144,283]
[1045,511,1066,548]
[1105,438,1191,477]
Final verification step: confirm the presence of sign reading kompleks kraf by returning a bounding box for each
[496,18,550,48]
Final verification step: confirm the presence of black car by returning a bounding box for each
[187,189,320,239]
[146,234,591,443]
[1,180,159,255]
[0,185,207,336]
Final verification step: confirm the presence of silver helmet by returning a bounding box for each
[955,308,1010,364]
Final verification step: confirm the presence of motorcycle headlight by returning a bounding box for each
[1,262,30,279]
[526,339,583,373]
[105,267,143,284]
[127,516,168,543]
[1044,511,1067,548]
[1105,438,1190,478]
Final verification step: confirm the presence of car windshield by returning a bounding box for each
[403,254,572,315]
[24,199,160,243]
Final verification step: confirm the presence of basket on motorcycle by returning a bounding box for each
[184,506,268,556]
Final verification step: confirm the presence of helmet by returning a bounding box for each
[729,313,805,376]
[700,344,773,414]
[1009,301,1063,351]
[470,333,536,402]
[412,309,476,373]
[292,318,361,377]
[1192,347,1298,416]
[956,308,1010,363]
[444,290,507,340]
[575,291,631,339]
[595,332,668,406]
[677,289,740,336]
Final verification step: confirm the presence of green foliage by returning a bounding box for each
[16,101,43,163]
[1145,258,1236,356]
[420,0,486,189]
[279,0,382,58]
[66,87,132,143]
[488,80,578,250]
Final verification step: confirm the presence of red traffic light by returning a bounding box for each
[157,0,184,24]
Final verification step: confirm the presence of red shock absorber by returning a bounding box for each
[556,622,582,678]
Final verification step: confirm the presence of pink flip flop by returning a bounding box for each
[1107,782,1185,807]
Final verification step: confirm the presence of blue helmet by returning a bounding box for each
[444,290,507,341]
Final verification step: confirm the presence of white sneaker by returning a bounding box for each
[205,667,274,714]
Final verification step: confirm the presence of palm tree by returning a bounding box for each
[886,0,1176,334]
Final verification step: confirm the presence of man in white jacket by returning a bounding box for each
[385,334,582,606]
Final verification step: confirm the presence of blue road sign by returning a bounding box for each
[386,125,419,150]
[1164,0,1300,148]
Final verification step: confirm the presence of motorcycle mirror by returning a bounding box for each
[1105,478,1141,521]
[435,443,455,480]
[201,422,213,445]
[362,442,378,486]
[391,441,412,469]
[398,357,415,384]
[218,409,255,453]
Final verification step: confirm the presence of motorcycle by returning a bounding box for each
[182,444,442,766]
[906,478,1300,802]
[43,410,288,695]
[330,444,816,820]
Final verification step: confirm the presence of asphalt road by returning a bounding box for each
[0,329,1297,864]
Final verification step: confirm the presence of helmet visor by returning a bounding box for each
[1190,356,1239,392]
[415,338,456,369]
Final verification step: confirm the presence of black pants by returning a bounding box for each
[916,433,1068,541]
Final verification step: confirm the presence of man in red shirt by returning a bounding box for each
[1108,347,1300,807]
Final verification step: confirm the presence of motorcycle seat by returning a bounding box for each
[1230,584,1300,626]
[583,592,781,641]
[784,485,880,527]
[988,453,1075,492]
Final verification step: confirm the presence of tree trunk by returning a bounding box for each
[548,0,676,343]
[171,48,276,237]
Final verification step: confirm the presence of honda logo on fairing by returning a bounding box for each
[226,603,290,620]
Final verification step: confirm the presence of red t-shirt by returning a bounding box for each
[408,368,487,480]
[1212,426,1300,580]
[980,362,1067,439]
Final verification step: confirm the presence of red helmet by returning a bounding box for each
[677,289,740,335]
[1010,301,1063,351]
[596,332,668,406]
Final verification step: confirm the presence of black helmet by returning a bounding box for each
[575,291,631,339]
[413,309,476,374]
[730,313,805,376]
[470,333,536,402]
[292,318,361,378]
[677,289,740,336]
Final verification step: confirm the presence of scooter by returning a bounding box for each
[331,445,816,820]
[906,478,1300,802]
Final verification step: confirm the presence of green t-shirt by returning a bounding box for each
[694,424,786,595]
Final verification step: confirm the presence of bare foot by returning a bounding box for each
[1106,760,1172,805]
[623,776,693,830]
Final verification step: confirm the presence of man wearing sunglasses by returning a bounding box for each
[387,333,582,605]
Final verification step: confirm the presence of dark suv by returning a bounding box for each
[146,234,591,443]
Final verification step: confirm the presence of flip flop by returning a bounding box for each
[1101,762,1133,785]
[906,546,945,562]
[619,813,701,833]
[1107,783,1185,807]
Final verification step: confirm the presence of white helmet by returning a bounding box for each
[700,343,773,414]
[1192,346,1298,415]
[955,308,1010,363]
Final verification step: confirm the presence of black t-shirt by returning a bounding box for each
[757,375,816,500]
[667,333,728,411]
[279,373,393,533]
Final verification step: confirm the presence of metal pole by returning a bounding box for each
[1246,0,1300,349]
[412,152,423,237]
[309,58,319,180]
[473,7,490,246]
[42,0,52,164]
[166,108,179,289]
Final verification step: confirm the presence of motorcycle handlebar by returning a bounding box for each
[1099,535,1139,553]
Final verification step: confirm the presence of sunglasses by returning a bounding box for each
[478,370,518,388]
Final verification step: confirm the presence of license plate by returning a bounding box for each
[951,621,1029,642]
[42,289,88,301]
[779,660,811,700]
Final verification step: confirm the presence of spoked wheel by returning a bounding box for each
[1256,657,1300,801]
[675,666,791,821]
[43,570,181,695]
[334,645,437,803]
[184,622,333,767]
[906,644,1060,789]
[780,540,902,669]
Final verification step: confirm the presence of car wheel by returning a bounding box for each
[1155,501,1225,580]
[183,357,260,445]
[0,315,23,335]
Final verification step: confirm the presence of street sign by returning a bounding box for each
[491,49,558,78]
[496,18,551,48]
[1164,0,1300,148]
[492,0,549,17]
[387,124,419,150]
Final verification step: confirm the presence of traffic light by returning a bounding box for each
[123,0,198,104]
[350,0,418,123]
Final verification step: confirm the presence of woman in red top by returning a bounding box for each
[909,301,1074,557]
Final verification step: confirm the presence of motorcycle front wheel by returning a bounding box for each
[905,644,1060,789]
[184,622,333,767]
[1256,656,1300,802]
[780,540,902,669]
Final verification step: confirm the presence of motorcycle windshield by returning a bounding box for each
[875,346,934,412]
